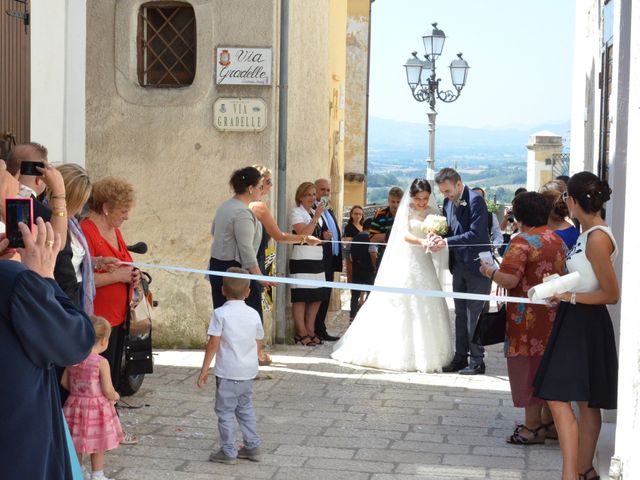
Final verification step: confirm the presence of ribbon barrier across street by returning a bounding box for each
[121,261,546,305]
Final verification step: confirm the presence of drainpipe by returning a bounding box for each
[275,0,289,344]
[363,0,374,204]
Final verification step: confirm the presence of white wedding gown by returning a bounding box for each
[331,192,454,372]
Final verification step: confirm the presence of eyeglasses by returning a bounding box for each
[561,191,569,202]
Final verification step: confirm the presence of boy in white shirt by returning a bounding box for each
[197,267,264,464]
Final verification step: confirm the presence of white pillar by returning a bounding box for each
[611,2,640,478]
[30,0,86,165]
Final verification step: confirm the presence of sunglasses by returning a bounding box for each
[561,191,569,202]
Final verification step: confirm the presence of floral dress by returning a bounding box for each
[63,353,124,454]
[500,227,567,357]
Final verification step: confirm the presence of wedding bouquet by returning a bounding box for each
[421,214,449,236]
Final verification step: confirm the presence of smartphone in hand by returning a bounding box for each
[19,161,45,176]
[478,251,494,266]
[4,197,33,248]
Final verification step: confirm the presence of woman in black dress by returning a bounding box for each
[343,205,363,320]
[533,172,619,480]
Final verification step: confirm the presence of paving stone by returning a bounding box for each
[305,457,395,473]
[402,432,445,443]
[182,460,278,478]
[442,453,525,469]
[472,445,526,458]
[306,435,391,449]
[323,426,405,440]
[391,439,472,454]
[115,468,234,480]
[355,447,442,464]
[273,444,356,459]
[395,463,487,478]
[273,467,370,480]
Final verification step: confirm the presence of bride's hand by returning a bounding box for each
[419,238,432,251]
[429,235,446,252]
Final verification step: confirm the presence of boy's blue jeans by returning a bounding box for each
[215,377,260,457]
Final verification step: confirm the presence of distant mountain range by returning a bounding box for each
[368,117,571,150]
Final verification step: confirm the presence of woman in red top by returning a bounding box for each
[81,177,139,397]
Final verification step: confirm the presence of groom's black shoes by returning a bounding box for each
[442,357,468,373]
[319,333,340,341]
[459,363,486,375]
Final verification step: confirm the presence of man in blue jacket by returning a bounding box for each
[0,219,95,479]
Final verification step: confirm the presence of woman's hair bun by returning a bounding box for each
[596,180,612,203]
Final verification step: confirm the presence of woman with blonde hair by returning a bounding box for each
[46,164,118,314]
[249,164,320,278]
[539,179,580,249]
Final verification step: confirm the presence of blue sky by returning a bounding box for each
[369,0,576,129]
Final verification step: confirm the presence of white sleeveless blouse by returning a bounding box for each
[566,225,617,293]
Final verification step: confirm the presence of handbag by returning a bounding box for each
[472,302,506,346]
[125,272,154,375]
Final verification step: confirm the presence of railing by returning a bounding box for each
[552,152,570,178]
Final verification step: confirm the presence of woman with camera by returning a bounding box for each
[479,192,566,445]
[289,182,326,346]
[498,187,527,256]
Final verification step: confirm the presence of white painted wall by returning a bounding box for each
[610,2,640,477]
[30,0,86,165]
[571,1,640,477]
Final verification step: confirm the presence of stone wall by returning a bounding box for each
[85,0,336,347]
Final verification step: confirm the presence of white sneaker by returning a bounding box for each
[91,472,114,480]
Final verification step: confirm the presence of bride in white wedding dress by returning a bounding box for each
[331,178,453,372]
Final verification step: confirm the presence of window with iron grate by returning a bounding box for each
[137,2,196,88]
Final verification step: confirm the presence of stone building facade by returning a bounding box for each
[84,0,367,346]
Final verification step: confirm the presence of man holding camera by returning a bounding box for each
[314,178,342,342]
[5,143,68,248]
[499,187,527,256]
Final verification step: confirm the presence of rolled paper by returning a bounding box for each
[527,271,581,302]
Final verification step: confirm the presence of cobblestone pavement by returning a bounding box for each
[107,311,561,480]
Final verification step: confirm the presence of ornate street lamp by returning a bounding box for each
[404,23,470,180]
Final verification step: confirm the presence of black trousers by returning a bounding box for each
[209,257,263,321]
[349,269,374,319]
[101,323,126,391]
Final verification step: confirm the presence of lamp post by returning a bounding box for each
[404,23,470,180]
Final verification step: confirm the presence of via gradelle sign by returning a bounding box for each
[216,47,272,85]
[213,98,267,132]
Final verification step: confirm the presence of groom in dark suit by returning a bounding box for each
[429,168,492,375]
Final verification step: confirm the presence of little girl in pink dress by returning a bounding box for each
[62,316,124,480]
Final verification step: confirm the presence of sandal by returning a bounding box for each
[542,422,558,440]
[294,335,316,346]
[506,424,546,445]
[120,431,139,445]
[579,467,600,480]
[311,335,323,345]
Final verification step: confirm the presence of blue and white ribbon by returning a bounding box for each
[121,261,545,305]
